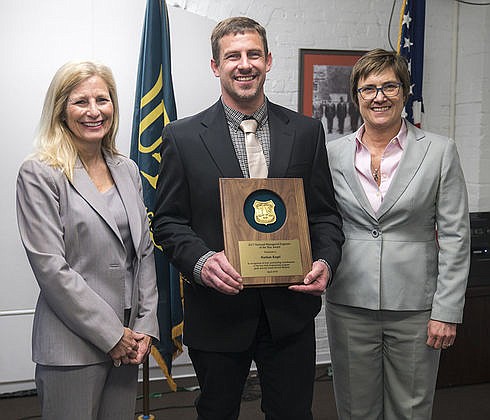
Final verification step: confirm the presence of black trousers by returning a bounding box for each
[188,306,316,420]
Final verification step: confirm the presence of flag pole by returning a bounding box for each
[137,358,155,420]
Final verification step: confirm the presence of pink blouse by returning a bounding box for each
[354,121,407,213]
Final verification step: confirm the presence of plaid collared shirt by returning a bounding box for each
[222,99,271,178]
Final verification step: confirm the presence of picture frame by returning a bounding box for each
[298,49,366,141]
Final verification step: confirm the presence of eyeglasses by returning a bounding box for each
[357,82,402,100]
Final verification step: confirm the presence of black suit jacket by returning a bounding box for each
[153,99,343,352]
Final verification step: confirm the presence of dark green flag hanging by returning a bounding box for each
[130,0,182,391]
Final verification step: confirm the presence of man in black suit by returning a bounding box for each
[324,96,336,133]
[348,100,361,132]
[153,16,343,420]
[336,96,347,134]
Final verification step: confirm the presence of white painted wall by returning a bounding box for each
[1,0,489,393]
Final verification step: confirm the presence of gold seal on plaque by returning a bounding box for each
[253,199,276,225]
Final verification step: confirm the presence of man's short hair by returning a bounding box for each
[211,16,268,65]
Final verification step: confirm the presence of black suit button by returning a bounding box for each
[371,229,380,238]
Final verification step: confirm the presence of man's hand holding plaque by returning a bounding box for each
[201,251,243,295]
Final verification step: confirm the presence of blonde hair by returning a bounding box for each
[35,61,120,181]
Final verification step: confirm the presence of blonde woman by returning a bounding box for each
[16,61,158,419]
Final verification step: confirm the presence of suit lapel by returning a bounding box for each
[338,135,378,221]
[267,102,294,178]
[200,101,243,177]
[377,123,430,219]
[71,156,124,247]
[106,153,142,253]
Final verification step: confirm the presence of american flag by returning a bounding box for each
[397,0,426,127]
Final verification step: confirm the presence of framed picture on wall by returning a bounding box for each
[299,49,366,142]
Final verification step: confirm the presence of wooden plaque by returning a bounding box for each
[219,178,312,287]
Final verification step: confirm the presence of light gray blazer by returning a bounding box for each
[326,121,470,323]
[16,153,159,365]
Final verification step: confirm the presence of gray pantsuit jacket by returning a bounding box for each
[326,121,470,323]
[16,153,159,366]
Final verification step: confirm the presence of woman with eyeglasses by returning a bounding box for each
[325,48,470,419]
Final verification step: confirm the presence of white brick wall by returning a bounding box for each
[456,4,490,211]
[170,0,397,109]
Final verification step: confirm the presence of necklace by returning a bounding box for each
[363,135,383,186]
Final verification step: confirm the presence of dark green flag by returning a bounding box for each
[130,0,182,391]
